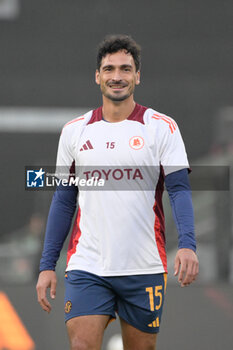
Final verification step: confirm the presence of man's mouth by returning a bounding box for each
[108,82,127,88]
[109,84,127,90]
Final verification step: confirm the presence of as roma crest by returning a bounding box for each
[129,136,144,150]
[65,301,72,313]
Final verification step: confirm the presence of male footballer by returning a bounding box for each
[36,34,199,350]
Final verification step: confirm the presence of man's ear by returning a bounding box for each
[136,71,140,85]
[95,70,100,85]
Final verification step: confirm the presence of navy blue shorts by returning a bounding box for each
[64,270,167,333]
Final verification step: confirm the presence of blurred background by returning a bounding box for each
[0,0,232,349]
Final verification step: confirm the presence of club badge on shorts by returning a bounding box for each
[65,301,72,313]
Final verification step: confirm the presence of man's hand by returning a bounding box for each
[36,270,57,313]
[174,248,199,287]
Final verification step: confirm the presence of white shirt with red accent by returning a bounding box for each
[56,103,189,276]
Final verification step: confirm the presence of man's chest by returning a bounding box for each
[73,121,160,167]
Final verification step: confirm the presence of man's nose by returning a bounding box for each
[112,69,122,81]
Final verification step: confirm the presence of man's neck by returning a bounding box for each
[102,96,136,123]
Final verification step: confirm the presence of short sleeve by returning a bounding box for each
[55,126,75,180]
[159,123,189,176]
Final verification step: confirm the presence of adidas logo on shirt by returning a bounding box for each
[80,140,94,151]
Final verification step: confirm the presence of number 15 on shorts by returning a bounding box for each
[146,285,164,328]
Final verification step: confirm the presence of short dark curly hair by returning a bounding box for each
[97,34,141,72]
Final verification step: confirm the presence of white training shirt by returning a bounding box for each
[56,103,189,276]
